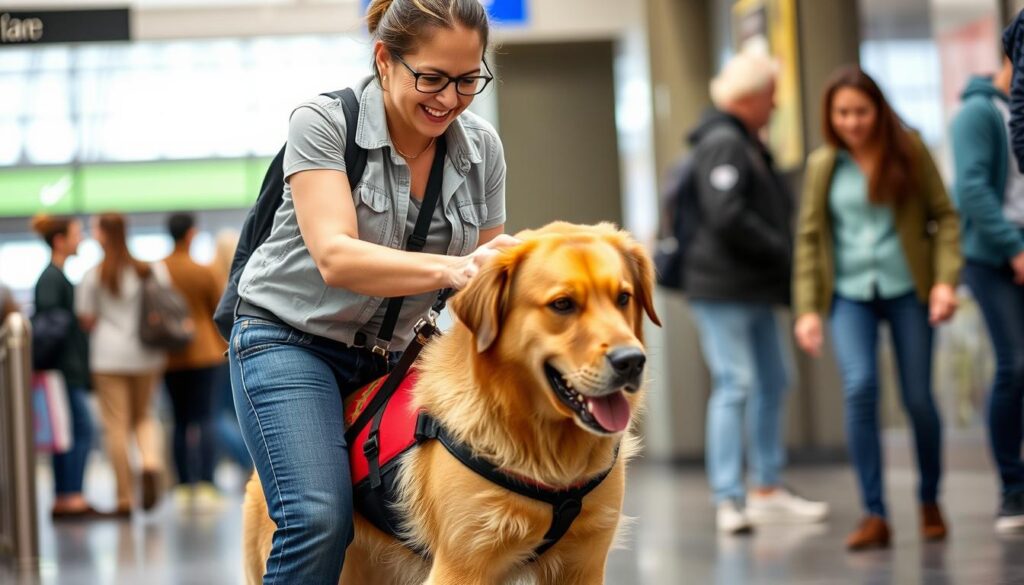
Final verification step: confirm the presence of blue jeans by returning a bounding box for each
[689,301,791,503]
[963,261,1024,497]
[829,292,942,518]
[52,386,93,496]
[229,318,393,585]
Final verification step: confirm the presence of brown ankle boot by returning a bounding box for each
[921,503,947,541]
[846,516,891,551]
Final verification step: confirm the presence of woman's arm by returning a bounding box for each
[792,154,828,356]
[919,143,963,287]
[291,170,511,296]
[792,153,827,319]
[477,225,504,248]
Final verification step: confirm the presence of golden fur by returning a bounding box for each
[242,221,661,584]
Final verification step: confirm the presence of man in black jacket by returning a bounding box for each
[685,44,827,534]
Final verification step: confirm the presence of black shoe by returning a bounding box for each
[141,470,162,511]
[996,491,1024,534]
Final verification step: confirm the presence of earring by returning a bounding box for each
[383,75,388,82]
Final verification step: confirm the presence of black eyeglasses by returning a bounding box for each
[393,54,494,96]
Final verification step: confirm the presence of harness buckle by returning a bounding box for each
[371,342,389,357]
[363,433,383,490]
[363,434,380,459]
[414,414,439,441]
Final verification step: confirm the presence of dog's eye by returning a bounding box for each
[617,292,632,307]
[549,298,576,314]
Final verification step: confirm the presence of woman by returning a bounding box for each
[76,213,167,515]
[793,66,962,550]
[229,0,513,582]
[31,215,106,519]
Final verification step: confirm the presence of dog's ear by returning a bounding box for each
[615,233,662,337]
[451,253,514,353]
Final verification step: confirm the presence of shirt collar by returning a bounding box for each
[355,80,482,175]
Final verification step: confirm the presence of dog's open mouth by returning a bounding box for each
[544,363,631,434]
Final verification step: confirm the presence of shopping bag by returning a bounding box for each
[32,370,72,454]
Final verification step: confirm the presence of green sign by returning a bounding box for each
[0,158,270,217]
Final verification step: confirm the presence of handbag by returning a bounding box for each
[32,370,73,454]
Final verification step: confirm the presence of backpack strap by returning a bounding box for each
[322,82,369,189]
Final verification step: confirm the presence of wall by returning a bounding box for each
[494,41,623,231]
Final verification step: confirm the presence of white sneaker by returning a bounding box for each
[717,500,754,535]
[746,488,829,525]
[996,492,1024,534]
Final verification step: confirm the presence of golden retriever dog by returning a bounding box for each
[243,221,661,584]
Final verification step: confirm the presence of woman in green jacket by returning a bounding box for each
[792,66,962,551]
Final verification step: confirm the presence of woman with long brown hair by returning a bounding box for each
[76,213,167,515]
[793,66,962,550]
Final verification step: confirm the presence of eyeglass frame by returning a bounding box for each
[392,53,494,96]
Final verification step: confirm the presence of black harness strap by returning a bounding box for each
[414,413,618,558]
[344,290,452,447]
[372,135,448,357]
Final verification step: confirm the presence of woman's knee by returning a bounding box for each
[901,389,939,421]
[283,500,355,548]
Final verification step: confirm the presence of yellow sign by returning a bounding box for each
[732,0,804,170]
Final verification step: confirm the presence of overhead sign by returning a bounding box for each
[360,0,527,27]
[0,9,130,46]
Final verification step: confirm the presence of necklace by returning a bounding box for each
[393,136,436,160]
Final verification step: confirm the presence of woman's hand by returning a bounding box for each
[445,234,520,290]
[794,313,824,358]
[928,283,958,325]
[1011,250,1024,285]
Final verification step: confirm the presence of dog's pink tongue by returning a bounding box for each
[587,392,631,433]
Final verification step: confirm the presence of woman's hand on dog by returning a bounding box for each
[446,234,521,290]
[794,313,824,358]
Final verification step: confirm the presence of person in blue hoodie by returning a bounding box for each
[950,57,1024,534]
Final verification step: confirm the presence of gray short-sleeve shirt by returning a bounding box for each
[238,81,506,348]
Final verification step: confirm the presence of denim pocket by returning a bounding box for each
[234,319,310,360]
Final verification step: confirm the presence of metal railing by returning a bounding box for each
[0,312,38,569]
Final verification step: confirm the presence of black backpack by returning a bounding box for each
[213,86,369,341]
[653,154,699,291]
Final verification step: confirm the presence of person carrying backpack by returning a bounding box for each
[685,44,827,535]
[226,1,514,582]
[76,213,168,516]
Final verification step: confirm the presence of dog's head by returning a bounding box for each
[451,222,661,437]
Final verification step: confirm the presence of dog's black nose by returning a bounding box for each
[607,347,646,385]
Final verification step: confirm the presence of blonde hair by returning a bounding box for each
[710,40,780,108]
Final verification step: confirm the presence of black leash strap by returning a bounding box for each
[345,289,450,446]
[371,135,448,357]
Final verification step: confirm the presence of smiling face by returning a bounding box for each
[451,223,661,436]
[374,24,485,142]
[829,86,879,151]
